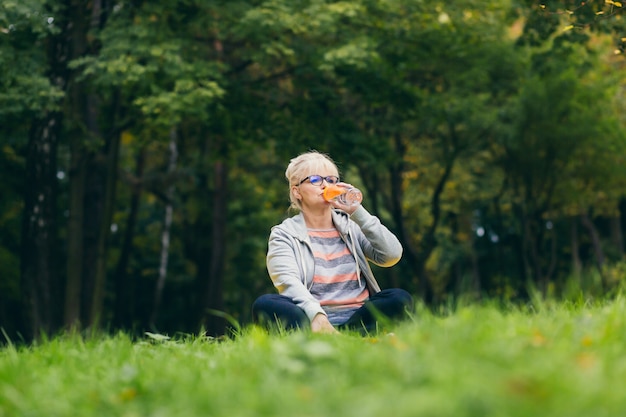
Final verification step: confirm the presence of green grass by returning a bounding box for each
[2,297,626,417]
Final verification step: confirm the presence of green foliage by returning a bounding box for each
[70,2,227,127]
[517,1,625,45]
[0,145,23,335]
[1,0,626,337]
[0,1,63,119]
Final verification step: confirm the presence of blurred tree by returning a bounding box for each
[1,0,66,338]
[2,0,626,340]
[491,1,626,295]
[296,0,521,301]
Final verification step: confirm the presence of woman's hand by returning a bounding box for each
[311,313,339,334]
[329,182,360,215]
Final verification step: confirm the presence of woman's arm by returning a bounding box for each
[349,206,403,267]
[266,228,327,321]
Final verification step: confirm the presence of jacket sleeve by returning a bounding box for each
[349,206,403,267]
[266,228,326,321]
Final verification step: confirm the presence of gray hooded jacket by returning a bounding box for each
[266,206,403,321]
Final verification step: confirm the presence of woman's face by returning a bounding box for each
[293,165,339,211]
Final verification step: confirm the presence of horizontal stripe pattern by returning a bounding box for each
[308,228,369,324]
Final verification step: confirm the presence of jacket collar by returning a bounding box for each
[276,209,350,241]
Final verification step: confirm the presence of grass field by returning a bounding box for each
[2,297,626,417]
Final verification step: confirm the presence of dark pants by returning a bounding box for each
[252,288,413,333]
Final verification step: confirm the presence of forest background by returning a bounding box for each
[1,0,625,341]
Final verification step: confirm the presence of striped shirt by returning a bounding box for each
[308,228,369,325]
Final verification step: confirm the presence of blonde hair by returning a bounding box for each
[285,151,339,211]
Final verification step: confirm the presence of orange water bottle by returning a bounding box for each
[323,184,363,207]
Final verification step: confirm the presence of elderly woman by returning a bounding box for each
[252,151,412,334]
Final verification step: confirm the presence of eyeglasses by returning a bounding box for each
[298,175,340,186]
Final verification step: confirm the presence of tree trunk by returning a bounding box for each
[546,225,557,286]
[88,86,123,327]
[571,217,582,278]
[617,197,626,255]
[515,201,547,296]
[387,134,433,301]
[580,212,605,270]
[151,128,178,328]
[609,215,624,258]
[64,0,110,329]
[388,160,423,295]
[80,149,104,325]
[64,131,86,328]
[64,97,100,329]
[21,116,62,340]
[20,0,77,338]
[200,160,228,336]
[113,148,146,329]
[89,128,121,326]
[415,151,455,303]
[470,237,482,296]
